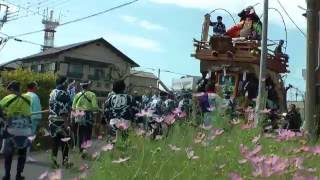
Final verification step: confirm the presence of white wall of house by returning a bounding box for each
[172,76,201,91]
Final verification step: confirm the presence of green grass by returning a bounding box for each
[89,113,320,180]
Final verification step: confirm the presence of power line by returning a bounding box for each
[135,66,199,77]
[59,0,139,26]
[2,0,43,17]
[11,0,139,38]
[277,0,306,37]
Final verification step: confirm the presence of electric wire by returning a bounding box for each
[277,0,306,37]
[11,0,139,38]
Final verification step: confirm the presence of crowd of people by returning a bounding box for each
[0,76,199,180]
[0,74,303,180]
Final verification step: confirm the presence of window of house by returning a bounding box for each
[95,68,104,79]
[68,63,83,74]
[89,66,105,80]
[31,65,38,72]
[68,63,83,78]
[41,63,56,72]
[105,67,112,81]
[96,81,101,88]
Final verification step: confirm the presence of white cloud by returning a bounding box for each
[121,15,138,23]
[150,0,307,30]
[104,32,164,52]
[139,20,166,31]
[120,15,167,31]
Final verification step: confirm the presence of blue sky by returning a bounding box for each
[0,0,307,95]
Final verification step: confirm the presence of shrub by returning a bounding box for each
[0,68,56,109]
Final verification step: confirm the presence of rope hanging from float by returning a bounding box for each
[208,8,237,25]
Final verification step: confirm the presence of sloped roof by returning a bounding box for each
[130,70,158,79]
[15,38,139,67]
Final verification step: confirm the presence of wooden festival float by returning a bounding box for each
[192,6,290,111]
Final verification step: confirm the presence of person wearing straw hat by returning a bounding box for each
[1,81,32,180]
[48,76,73,169]
[24,81,42,163]
[72,80,98,158]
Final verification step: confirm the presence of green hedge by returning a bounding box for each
[0,69,56,109]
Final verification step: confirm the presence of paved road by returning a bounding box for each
[0,140,104,180]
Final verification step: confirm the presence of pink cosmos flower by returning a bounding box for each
[79,163,89,172]
[81,140,93,149]
[230,119,241,125]
[200,124,213,131]
[154,117,164,123]
[112,157,130,164]
[92,152,100,159]
[101,144,113,152]
[168,144,181,151]
[185,147,199,160]
[194,132,206,144]
[136,109,154,118]
[164,114,176,125]
[135,128,146,136]
[229,173,243,180]
[238,159,248,164]
[248,145,262,158]
[38,171,48,180]
[206,106,215,112]
[79,171,88,179]
[48,169,62,180]
[172,108,187,118]
[293,172,317,180]
[310,146,320,155]
[155,135,163,140]
[260,109,271,114]
[241,123,254,130]
[277,129,297,141]
[71,110,85,118]
[178,111,187,118]
[214,129,224,136]
[252,135,261,144]
[172,108,182,115]
[115,119,130,130]
[239,144,294,178]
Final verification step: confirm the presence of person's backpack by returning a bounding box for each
[74,91,92,105]
[3,95,32,137]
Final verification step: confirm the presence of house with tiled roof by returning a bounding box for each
[1,38,139,101]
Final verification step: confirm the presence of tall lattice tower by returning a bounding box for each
[42,9,59,51]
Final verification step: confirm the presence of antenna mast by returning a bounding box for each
[42,9,59,51]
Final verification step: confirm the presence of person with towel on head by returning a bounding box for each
[104,80,133,143]
[1,81,32,180]
[48,76,73,169]
[72,81,98,158]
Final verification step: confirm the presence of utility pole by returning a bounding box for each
[0,4,9,30]
[255,0,269,125]
[157,68,160,89]
[304,0,319,140]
